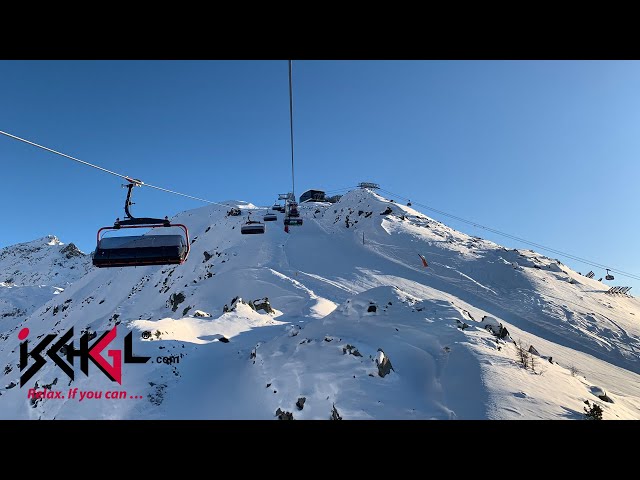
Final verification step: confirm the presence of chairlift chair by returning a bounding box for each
[241,213,266,235]
[286,201,300,217]
[264,213,278,222]
[283,200,303,226]
[605,269,615,281]
[284,215,303,226]
[93,181,190,268]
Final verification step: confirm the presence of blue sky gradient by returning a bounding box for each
[1,60,637,289]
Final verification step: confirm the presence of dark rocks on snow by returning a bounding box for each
[229,296,256,312]
[376,348,394,378]
[218,336,230,343]
[497,325,510,340]
[456,319,470,330]
[296,397,306,410]
[380,206,393,215]
[343,344,362,357]
[528,345,540,356]
[169,292,186,312]
[330,404,342,420]
[203,251,213,263]
[253,297,275,314]
[276,408,294,420]
[367,304,377,313]
[60,243,84,259]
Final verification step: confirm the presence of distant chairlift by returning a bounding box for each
[284,201,303,226]
[284,216,303,226]
[264,213,278,222]
[605,269,615,281]
[241,213,266,235]
[93,180,190,268]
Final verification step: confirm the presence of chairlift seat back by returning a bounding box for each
[93,234,188,268]
[241,223,266,234]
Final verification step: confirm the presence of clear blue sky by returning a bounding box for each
[1,60,638,290]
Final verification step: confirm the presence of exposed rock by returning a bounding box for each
[343,344,362,357]
[528,345,540,356]
[253,297,275,314]
[456,319,470,330]
[367,304,377,313]
[276,408,294,420]
[193,310,211,318]
[60,243,84,259]
[376,348,394,377]
[169,292,186,312]
[330,404,342,420]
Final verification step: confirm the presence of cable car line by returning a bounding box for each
[0,129,232,209]
[288,60,296,199]
[376,187,640,282]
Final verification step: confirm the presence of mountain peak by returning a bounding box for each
[45,234,61,246]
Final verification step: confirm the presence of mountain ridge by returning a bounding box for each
[1,189,638,419]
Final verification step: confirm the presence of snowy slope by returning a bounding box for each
[0,190,638,419]
[0,235,89,286]
[0,235,91,337]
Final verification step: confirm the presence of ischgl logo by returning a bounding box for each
[18,325,150,387]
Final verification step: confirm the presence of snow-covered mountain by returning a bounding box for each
[1,190,638,419]
[0,235,91,337]
[0,235,89,286]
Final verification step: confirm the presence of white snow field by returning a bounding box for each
[0,235,91,337]
[0,189,638,419]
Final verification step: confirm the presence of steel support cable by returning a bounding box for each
[376,187,640,281]
[0,129,233,208]
[288,60,296,199]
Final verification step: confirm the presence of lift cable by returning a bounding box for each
[375,187,640,282]
[0,129,234,209]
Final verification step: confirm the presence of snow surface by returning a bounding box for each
[0,236,90,338]
[0,190,638,419]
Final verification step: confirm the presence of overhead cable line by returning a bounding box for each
[324,186,359,194]
[0,129,233,209]
[376,187,640,282]
[288,60,296,199]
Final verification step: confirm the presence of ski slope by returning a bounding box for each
[1,189,638,419]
